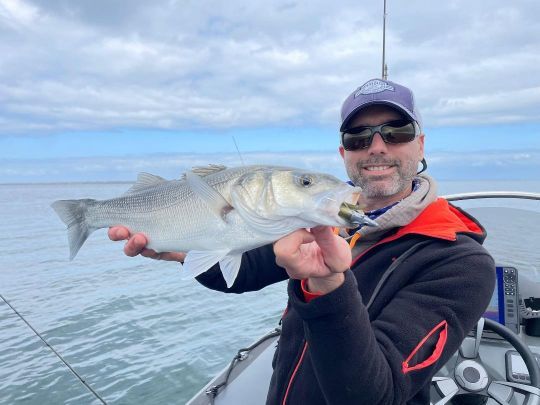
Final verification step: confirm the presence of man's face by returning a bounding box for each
[339,105,425,208]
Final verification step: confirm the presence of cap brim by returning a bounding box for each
[340,101,417,132]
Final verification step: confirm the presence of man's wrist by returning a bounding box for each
[306,273,345,295]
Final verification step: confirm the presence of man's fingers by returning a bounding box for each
[108,226,185,262]
[108,227,185,262]
[106,224,188,263]
[108,226,130,241]
[311,226,351,272]
[274,229,316,270]
[274,229,315,258]
[160,252,187,262]
[124,233,148,257]
[310,226,336,246]
[139,249,186,262]
[140,248,160,260]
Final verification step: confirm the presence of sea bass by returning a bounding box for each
[52,165,373,287]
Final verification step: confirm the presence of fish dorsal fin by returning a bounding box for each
[181,164,227,180]
[184,171,233,222]
[192,164,227,177]
[123,172,167,195]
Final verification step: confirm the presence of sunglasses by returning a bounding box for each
[341,119,420,151]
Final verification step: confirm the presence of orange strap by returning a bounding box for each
[333,227,361,249]
[349,232,361,249]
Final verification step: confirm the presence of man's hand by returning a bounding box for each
[273,226,351,294]
[108,226,186,262]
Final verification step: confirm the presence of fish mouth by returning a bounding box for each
[305,185,370,227]
[313,186,360,210]
[338,202,378,228]
[350,191,361,205]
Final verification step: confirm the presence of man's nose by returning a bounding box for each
[367,132,388,154]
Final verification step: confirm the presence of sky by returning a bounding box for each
[1,0,539,182]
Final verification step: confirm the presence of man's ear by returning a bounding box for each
[339,145,345,159]
[417,134,427,174]
[417,134,425,158]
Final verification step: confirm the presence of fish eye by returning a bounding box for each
[298,174,314,187]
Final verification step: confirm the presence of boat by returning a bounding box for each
[187,191,540,405]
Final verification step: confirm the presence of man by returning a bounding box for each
[109,78,495,404]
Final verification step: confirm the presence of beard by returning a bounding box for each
[346,156,418,199]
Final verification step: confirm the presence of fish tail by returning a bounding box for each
[51,199,97,260]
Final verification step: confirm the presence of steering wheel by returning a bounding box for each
[431,318,540,405]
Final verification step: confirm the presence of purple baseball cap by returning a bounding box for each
[340,78,423,132]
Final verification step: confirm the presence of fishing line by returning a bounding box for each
[232,136,245,166]
[0,293,108,405]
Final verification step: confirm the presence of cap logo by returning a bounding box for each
[355,79,394,97]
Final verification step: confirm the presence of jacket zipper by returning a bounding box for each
[281,340,308,405]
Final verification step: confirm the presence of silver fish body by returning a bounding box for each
[52,165,364,286]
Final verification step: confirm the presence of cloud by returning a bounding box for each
[0,0,539,135]
[427,85,540,126]
[0,0,39,28]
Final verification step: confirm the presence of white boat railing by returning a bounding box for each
[444,191,540,202]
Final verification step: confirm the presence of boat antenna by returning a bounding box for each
[381,0,388,80]
[0,293,108,405]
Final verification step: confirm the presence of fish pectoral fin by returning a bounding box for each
[185,171,233,221]
[182,249,230,280]
[219,254,243,288]
[123,172,167,195]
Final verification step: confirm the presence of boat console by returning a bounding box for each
[484,267,540,386]
[431,192,540,403]
[475,266,540,386]
[432,263,540,403]
[485,266,520,335]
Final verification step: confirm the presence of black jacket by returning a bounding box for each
[196,198,496,404]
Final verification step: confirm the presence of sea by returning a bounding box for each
[1,180,540,404]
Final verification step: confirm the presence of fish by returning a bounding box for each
[51,164,375,287]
